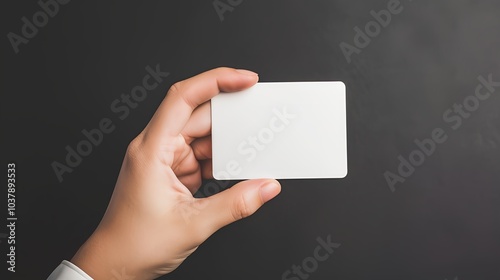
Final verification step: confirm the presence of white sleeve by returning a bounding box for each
[47,260,93,280]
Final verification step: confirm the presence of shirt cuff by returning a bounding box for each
[47,260,93,280]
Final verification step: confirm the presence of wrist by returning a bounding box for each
[71,228,151,280]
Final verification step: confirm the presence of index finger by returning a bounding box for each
[143,67,258,145]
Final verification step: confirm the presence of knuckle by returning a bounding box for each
[215,66,231,72]
[232,194,253,221]
[125,137,143,162]
[192,144,209,160]
[168,81,196,109]
[169,81,183,95]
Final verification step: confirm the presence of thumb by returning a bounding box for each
[195,179,281,234]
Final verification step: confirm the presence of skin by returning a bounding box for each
[71,68,282,279]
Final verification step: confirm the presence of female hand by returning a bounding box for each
[71,67,281,279]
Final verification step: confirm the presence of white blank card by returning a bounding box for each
[211,82,347,180]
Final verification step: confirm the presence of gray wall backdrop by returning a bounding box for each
[1,0,500,279]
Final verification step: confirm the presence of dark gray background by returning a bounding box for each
[1,0,500,279]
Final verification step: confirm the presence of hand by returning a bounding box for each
[71,67,282,279]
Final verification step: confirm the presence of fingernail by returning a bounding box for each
[236,69,258,76]
[259,181,281,203]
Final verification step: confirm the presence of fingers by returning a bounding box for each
[191,136,212,161]
[173,138,212,192]
[193,179,281,234]
[144,68,258,146]
[181,102,211,145]
[191,136,212,178]
[178,172,202,194]
[200,159,213,179]
[172,149,199,177]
